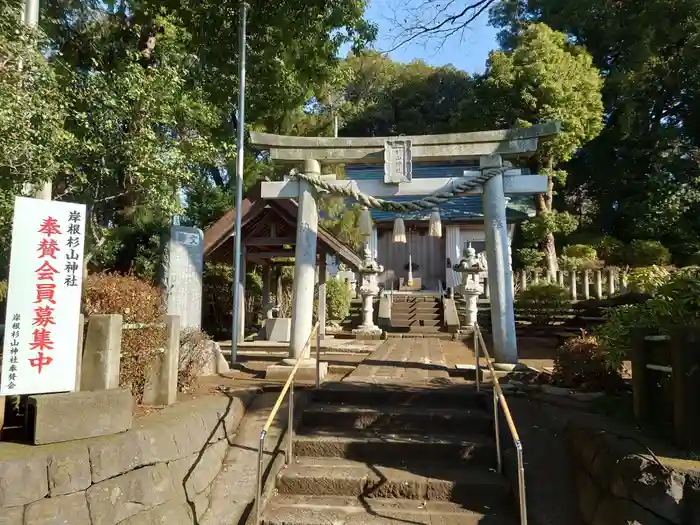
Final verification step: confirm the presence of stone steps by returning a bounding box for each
[390,320,442,329]
[391,312,442,321]
[277,457,510,510]
[301,403,493,435]
[311,383,488,408]
[293,429,496,466]
[261,495,514,525]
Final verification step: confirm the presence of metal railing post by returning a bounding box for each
[255,430,266,525]
[315,328,321,389]
[287,381,294,465]
[254,322,318,525]
[474,326,480,392]
[494,387,502,473]
[516,443,528,524]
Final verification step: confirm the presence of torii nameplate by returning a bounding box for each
[384,139,412,184]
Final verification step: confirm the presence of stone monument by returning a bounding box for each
[163,225,204,330]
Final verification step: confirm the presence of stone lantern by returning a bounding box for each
[453,246,487,327]
[352,209,385,336]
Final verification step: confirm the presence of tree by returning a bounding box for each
[483,23,604,272]
[339,51,483,137]
[0,1,72,275]
[491,0,700,264]
[0,0,377,279]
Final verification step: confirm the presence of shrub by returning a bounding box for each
[562,244,597,260]
[178,328,212,393]
[552,334,624,391]
[559,244,601,271]
[516,248,544,269]
[595,267,700,369]
[594,236,625,265]
[625,240,671,267]
[325,278,352,321]
[515,282,570,326]
[626,265,671,294]
[83,273,166,402]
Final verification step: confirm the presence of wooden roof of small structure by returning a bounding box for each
[203,184,362,269]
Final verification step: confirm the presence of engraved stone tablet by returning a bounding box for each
[162,226,204,330]
[384,139,413,184]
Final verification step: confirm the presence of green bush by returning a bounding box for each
[515,282,570,326]
[325,278,351,321]
[625,240,671,267]
[559,244,600,271]
[553,334,624,391]
[594,236,625,265]
[516,248,544,269]
[626,265,671,294]
[562,244,597,260]
[596,267,700,369]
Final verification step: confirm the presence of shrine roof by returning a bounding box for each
[203,184,362,269]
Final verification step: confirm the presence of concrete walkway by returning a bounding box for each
[346,338,451,384]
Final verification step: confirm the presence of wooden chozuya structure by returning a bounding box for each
[248,122,559,378]
[203,183,362,345]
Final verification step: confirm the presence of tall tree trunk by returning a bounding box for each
[538,156,558,275]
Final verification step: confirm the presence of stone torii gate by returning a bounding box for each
[252,122,560,375]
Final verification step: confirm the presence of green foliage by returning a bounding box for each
[563,244,597,259]
[491,1,700,264]
[485,23,604,165]
[515,282,570,326]
[0,279,6,325]
[625,240,671,267]
[520,211,578,246]
[202,263,233,340]
[559,244,600,271]
[627,266,671,294]
[596,267,700,369]
[319,196,362,252]
[516,248,545,269]
[553,334,624,391]
[594,236,626,265]
[325,278,352,322]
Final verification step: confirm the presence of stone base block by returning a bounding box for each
[265,361,328,383]
[352,326,383,337]
[265,318,291,342]
[28,388,132,445]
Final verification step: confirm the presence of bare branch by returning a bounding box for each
[380,0,498,53]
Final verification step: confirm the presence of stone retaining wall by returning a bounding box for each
[0,389,257,525]
[566,421,700,525]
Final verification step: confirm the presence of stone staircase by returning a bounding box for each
[388,295,450,338]
[259,384,517,524]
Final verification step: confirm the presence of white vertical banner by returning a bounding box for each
[1,197,87,395]
[369,227,378,260]
[445,225,461,288]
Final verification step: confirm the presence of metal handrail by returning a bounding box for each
[254,321,319,525]
[473,323,527,525]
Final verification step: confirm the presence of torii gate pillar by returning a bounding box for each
[482,155,517,365]
[267,159,329,382]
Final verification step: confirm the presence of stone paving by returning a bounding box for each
[346,338,451,384]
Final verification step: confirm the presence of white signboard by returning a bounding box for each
[1,197,86,395]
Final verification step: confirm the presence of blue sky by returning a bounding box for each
[360,0,500,74]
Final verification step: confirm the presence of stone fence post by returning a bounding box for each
[143,315,180,406]
[81,314,123,391]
